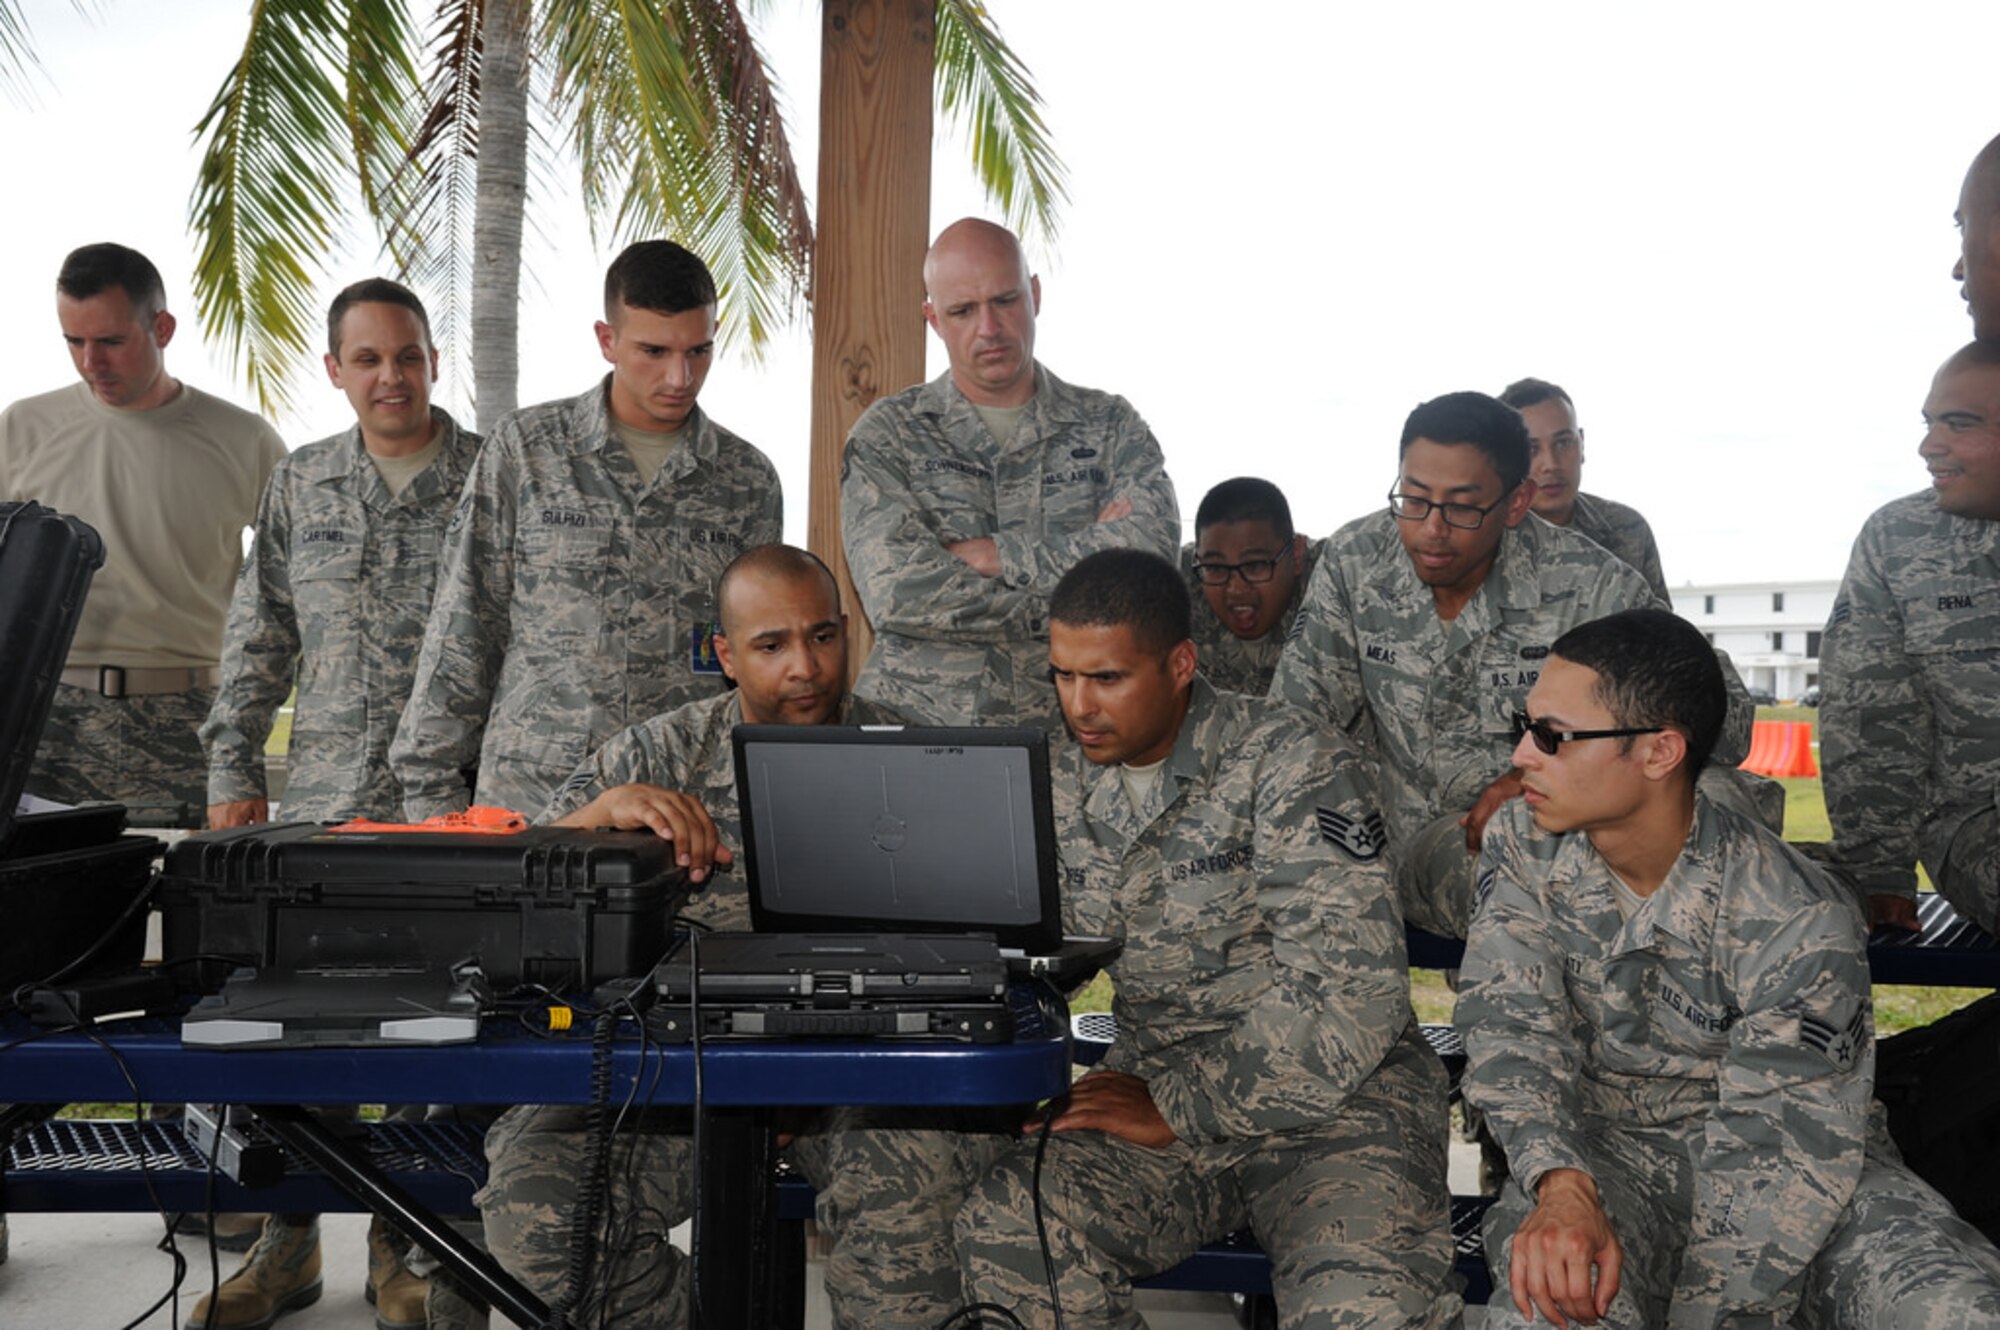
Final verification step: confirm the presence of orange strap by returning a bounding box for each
[331,805,529,836]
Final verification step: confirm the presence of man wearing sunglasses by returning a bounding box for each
[1184,477,1321,695]
[1270,391,1758,938]
[1459,608,2000,1329]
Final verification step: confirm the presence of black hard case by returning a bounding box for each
[0,501,159,990]
[156,823,691,992]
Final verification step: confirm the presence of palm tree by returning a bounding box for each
[0,1,92,97]
[190,0,1065,424]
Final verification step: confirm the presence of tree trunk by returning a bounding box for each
[809,0,936,679]
[471,0,532,429]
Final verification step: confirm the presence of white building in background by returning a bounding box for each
[1670,579,1841,702]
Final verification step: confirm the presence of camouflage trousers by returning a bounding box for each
[1926,798,1999,935]
[956,1033,1464,1330]
[1482,1116,2000,1328]
[29,683,212,827]
[475,1101,1014,1330]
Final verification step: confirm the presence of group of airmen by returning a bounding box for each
[5,126,2000,1330]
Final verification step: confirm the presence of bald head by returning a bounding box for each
[924,219,1030,296]
[718,544,841,635]
[1938,339,2000,379]
[714,545,849,726]
[1955,135,2000,342]
[922,217,1041,406]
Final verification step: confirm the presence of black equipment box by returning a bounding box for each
[649,932,1014,1043]
[0,501,159,991]
[157,822,692,993]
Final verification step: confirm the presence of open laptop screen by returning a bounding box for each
[732,725,1062,952]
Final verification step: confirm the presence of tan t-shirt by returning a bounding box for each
[368,430,445,498]
[972,400,1029,449]
[1119,754,1168,814]
[0,381,287,668]
[609,417,687,486]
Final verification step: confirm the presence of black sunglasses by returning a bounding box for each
[1511,711,1664,756]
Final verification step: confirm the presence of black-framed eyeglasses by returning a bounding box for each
[1386,490,1509,530]
[1192,558,1280,586]
[1511,712,1664,756]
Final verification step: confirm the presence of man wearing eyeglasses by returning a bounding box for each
[1459,608,2000,1330]
[1183,477,1321,695]
[1816,340,2000,935]
[1498,378,1670,603]
[1270,391,1756,938]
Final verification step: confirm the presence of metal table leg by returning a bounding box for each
[251,1103,562,1330]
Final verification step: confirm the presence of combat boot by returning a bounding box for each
[185,1214,322,1330]
[365,1215,430,1330]
[172,1210,267,1252]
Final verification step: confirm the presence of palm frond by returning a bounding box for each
[933,0,1067,244]
[341,0,425,261]
[187,0,359,417]
[397,0,484,371]
[0,1,40,95]
[546,0,811,353]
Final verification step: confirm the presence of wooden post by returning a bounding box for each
[808,0,936,679]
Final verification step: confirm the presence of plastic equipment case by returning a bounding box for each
[0,501,160,991]
[156,823,693,993]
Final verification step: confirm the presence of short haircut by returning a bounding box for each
[1398,390,1531,494]
[604,240,717,319]
[1938,339,2000,377]
[1195,477,1294,541]
[1498,377,1574,413]
[717,543,840,633]
[327,278,433,358]
[1049,549,1191,655]
[58,243,167,316]
[1549,609,1726,780]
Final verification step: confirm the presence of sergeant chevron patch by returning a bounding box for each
[1317,807,1386,862]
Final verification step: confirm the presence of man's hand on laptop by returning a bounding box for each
[1028,1070,1178,1148]
[553,784,734,883]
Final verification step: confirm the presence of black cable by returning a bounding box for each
[932,1304,1032,1329]
[586,977,661,1330]
[685,926,709,1330]
[544,1008,619,1330]
[194,1099,227,1330]
[56,1024,197,1330]
[1030,1110,1067,1330]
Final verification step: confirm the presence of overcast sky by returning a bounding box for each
[2,1,1994,586]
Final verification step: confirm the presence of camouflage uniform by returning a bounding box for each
[31,689,215,825]
[1819,491,2000,931]
[840,367,1179,727]
[388,380,780,819]
[1562,491,1670,604]
[1459,795,2000,1330]
[201,412,481,821]
[484,691,1011,1330]
[1181,536,1324,696]
[1269,510,1757,938]
[956,680,1462,1330]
